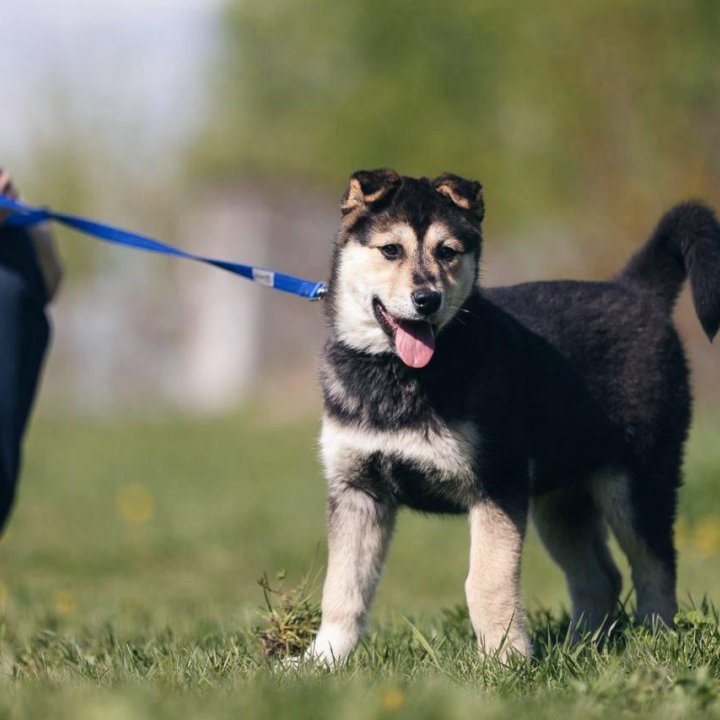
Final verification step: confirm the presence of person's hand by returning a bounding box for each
[0,168,20,223]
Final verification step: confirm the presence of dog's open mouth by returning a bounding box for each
[373,298,436,368]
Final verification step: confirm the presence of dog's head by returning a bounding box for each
[328,169,484,368]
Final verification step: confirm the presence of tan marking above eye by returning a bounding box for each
[424,221,464,254]
[367,223,419,252]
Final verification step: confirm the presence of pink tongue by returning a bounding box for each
[393,321,436,368]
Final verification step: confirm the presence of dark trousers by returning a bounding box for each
[0,225,50,533]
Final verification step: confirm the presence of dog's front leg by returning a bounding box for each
[309,485,396,665]
[466,498,531,658]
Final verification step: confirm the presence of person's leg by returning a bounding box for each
[0,226,50,534]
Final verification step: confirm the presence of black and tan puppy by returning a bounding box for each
[309,169,720,663]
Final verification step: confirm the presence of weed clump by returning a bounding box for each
[256,571,321,658]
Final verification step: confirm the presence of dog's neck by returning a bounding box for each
[321,289,496,430]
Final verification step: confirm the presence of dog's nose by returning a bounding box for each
[411,289,442,316]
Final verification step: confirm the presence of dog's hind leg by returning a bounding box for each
[593,473,678,627]
[532,486,622,638]
[466,499,532,658]
[309,485,396,665]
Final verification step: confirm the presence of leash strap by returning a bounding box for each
[0,194,327,300]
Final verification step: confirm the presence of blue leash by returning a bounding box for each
[0,194,327,300]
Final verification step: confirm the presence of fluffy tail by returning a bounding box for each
[619,202,720,340]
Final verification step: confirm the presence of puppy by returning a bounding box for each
[309,169,720,663]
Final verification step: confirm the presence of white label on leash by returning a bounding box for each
[252,268,275,287]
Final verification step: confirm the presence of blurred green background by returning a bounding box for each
[201,0,720,237]
[2,0,720,641]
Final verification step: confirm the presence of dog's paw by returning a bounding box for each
[278,631,355,672]
[478,630,533,661]
[301,624,358,668]
[278,654,309,671]
[278,649,340,672]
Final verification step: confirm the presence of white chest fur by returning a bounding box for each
[320,414,478,485]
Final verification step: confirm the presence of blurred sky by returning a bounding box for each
[1,0,222,166]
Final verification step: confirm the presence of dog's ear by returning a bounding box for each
[433,173,484,220]
[341,169,400,215]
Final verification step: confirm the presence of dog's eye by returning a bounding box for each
[437,245,459,261]
[380,244,403,260]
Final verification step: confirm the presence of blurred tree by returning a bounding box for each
[195,0,720,252]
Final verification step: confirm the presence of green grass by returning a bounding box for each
[2,410,720,718]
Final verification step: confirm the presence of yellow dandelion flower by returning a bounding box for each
[116,484,155,525]
[692,516,720,558]
[53,589,77,615]
[379,688,405,712]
